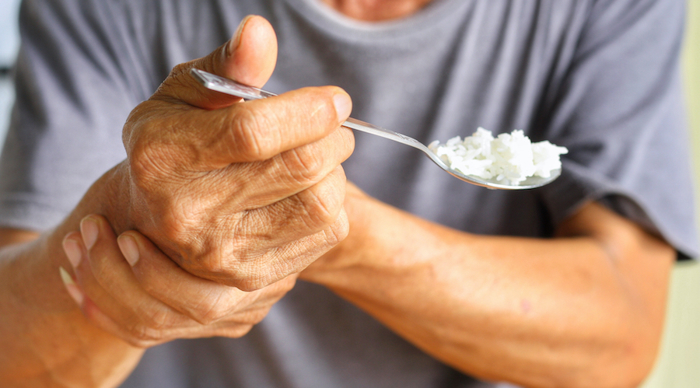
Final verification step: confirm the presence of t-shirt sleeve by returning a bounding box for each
[537,0,698,259]
[0,0,143,232]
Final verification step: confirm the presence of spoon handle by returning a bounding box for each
[190,68,276,100]
[190,68,432,154]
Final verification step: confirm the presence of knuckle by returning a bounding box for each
[186,248,256,288]
[190,291,229,325]
[169,62,191,80]
[156,63,196,98]
[230,107,277,161]
[298,177,346,231]
[193,248,228,276]
[122,101,152,152]
[181,239,288,292]
[280,146,327,186]
[158,211,192,246]
[128,136,171,188]
[327,212,350,246]
[300,196,336,231]
[337,127,356,161]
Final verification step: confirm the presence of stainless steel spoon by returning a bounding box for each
[190,68,560,190]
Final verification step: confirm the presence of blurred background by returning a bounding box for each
[0,0,698,386]
[642,1,700,387]
[0,0,20,146]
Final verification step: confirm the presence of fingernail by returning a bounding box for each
[62,237,83,269]
[228,15,254,56]
[59,267,84,306]
[333,92,352,122]
[80,217,98,251]
[117,235,140,266]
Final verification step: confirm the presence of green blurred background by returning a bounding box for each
[641,1,700,387]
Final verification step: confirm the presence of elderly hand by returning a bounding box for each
[61,215,295,347]
[106,15,354,290]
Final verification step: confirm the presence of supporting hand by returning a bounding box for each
[62,214,297,347]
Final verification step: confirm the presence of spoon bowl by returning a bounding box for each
[190,69,560,190]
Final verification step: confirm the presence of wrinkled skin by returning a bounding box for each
[61,15,355,347]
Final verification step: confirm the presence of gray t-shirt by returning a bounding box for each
[1,0,697,387]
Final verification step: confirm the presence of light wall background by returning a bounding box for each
[0,1,698,387]
[642,1,700,387]
[0,0,21,149]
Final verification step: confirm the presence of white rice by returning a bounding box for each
[428,127,568,186]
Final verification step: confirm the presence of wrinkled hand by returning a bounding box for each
[61,215,295,347]
[110,16,354,290]
[300,181,371,280]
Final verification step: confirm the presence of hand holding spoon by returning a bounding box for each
[190,69,561,190]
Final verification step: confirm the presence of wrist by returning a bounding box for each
[2,161,133,312]
[87,161,135,234]
[0,161,145,385]
[299,187,378,283]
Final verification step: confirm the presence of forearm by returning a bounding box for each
[0,164,143,387]
[301,192,674,388]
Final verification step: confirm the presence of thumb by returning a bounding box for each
[153,15,278,109]
[221,15,278,89]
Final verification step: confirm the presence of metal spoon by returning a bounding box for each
[190,68,560,190]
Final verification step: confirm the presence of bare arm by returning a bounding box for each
[0,209,144,387]
[301,186,674,388]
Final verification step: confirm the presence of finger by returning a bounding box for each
[64,232,144,343]
[177,167,348,287]
[263,214,350,284]
[128,86,353,181]
[235,214,350,290]
[80,290,257,344]
[71,216,199,343]
[204,275,298,336]
[187,196,350,290]
[61,233,88,307]
[176,164,348,284]
[154,15,278,109]
[186,86,353,166]
[118,229,290,325]
[64,232,164,347]
[66,217,282,346]
[234,126,355,207]
[241,165,348,244]
[121,15,279,163]
[181,125,354,214]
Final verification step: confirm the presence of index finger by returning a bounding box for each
[166,86,353,166]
